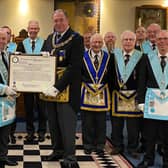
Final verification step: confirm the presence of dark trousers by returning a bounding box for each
[163,121,168,167]
[0,125,10,159]
[81,110,106,150]
[24,93,46,135]
[143,119,165,163]
[139,118,146,149]
[111,116,140,152]
[10,120,16,135]
[47,102,77,161]
[143,119,159,162]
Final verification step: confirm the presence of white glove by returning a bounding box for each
[138,103,144,112]
[43,86,59,97]
[5,86,17,96]
[14,51,21,55]
[41,51,50,57]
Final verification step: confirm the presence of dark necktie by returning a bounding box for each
[32,40,35,52]
[1,51,8,70]
[152,43,156,50]
[160,56,167,72]
[56,33,61,43]
[94,54,99,70]
[124,54,130,65]
[135,45,141,51]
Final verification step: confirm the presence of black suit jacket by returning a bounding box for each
[43,28,84,112]
[16,38,44,53]
[16,41,26,53]
[113,52,146,91]
[82,50,113,86]
[137,54,162,104]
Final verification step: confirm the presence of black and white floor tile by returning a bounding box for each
[5,133,133,168]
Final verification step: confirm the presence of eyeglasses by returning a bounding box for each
[123,38,135,42]
[157,37,168,41]
[136,30,146,33]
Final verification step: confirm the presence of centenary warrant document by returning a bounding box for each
[9,54,56,93]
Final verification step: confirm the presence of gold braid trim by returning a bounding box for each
[51,34,74,55]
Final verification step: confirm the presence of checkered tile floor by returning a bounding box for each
[5,133,133,168]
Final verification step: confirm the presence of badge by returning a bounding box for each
[161,80,165,86]
[93,84,98,90]
[59,56,63,62]
[160,91,166,99]
[149,101,155,107]
[12,56,19,63]
[122,85,127,90]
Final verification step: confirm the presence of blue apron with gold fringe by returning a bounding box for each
[112,48,143,117]
[80,50,110,111]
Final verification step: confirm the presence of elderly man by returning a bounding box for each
[142,23,161,54]
[137,30,168,168]
[83,31,92,51]
[111,31,144,157]
[139,24,163,155]
[135,26,147,51]
[17,20,46,142]
[42,9,84,168]
[134,25,147,153]
[81,33,112,155]
[1,26,17,53]
[0,29,18,166]
[1,26,17,144]
[103,31,117,53]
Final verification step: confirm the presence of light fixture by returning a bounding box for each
[163,0,168,7]
[19,0,29,15]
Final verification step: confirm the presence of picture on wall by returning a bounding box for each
[54,0,100,34]
[135,5,167,29]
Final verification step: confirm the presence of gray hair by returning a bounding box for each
[120,30,136,41]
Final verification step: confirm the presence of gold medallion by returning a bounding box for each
[59,56,63,62]
[123,85,127,90]
[93,84,98,90]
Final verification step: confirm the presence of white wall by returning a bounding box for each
[0,0,54,39]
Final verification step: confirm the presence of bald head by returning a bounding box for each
[104,32,116,42]
[147,23,161,43]
[104,32,116,51]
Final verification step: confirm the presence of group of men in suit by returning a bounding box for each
[0,9,84,168]
[1,8,168,168]
[82,22,168,168]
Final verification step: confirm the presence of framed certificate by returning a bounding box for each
[9,54,56,93]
